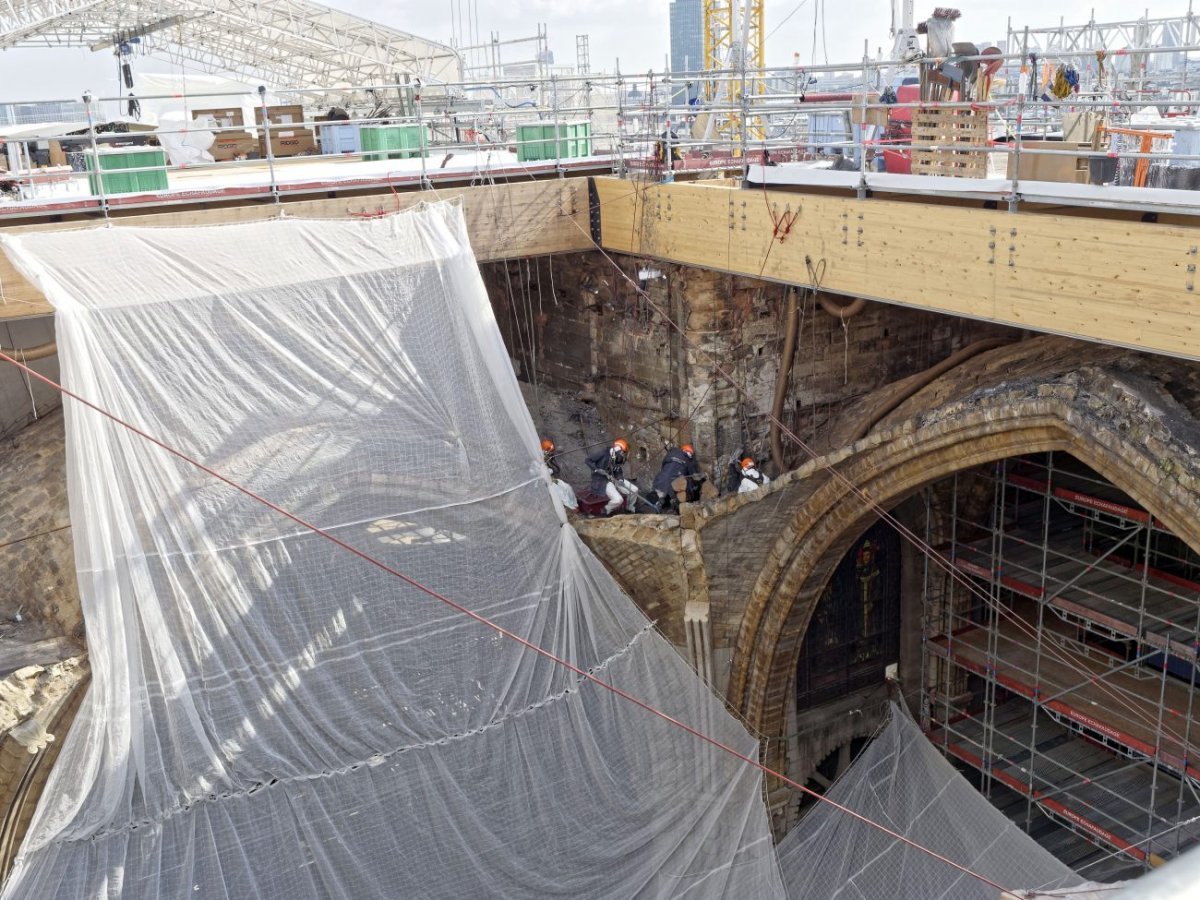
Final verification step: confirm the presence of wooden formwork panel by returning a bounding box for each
[594,176,1200,361]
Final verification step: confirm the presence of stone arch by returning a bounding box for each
[728,369,1200,779]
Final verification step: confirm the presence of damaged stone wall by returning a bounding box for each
[479,251,1017,487]
[0,317,60,441]
[0,407,86,881]
[0,409,79,639]
[480,252,688,483]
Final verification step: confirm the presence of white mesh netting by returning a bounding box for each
[777,703,1084,899]
[0,204,785,899]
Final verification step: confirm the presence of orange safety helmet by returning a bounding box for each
[613,438,629,453]
[741,457,756,469]
[540,438,555,453]
[681,443,695,457]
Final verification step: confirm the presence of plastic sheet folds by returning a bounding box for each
[0,204,785,899]
[778,703,1083,899]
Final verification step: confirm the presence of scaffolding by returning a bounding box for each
[576,34,590,76]
[922,452,1200,883]
[1008,9,1200,91]
[9,13,1200,219]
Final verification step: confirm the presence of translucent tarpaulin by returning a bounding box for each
[777,703,1083,899]
[0,204,785,899]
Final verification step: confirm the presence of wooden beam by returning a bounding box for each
[0,178,592,321]
[595,176,1200,362]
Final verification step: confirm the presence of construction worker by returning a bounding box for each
[587,437,638,515]
[542,438,578,511]
[654,126,684,168]
[542,438,562,478]
[737,456,770,494]
[652,443,704,511]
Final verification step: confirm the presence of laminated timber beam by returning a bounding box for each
[594,176,1200,362]
[0,177,590,321]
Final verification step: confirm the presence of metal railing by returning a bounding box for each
[3,31,1200,218]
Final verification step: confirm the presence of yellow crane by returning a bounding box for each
[702,0,765,146]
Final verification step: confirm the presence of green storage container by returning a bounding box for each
[360,124,428,160]
[515,121,592,162]
[84,147,169,195]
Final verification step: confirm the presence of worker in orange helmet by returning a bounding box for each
[541,438,560,477]
[541,437,578,512]
[586,437,638,514]
[738,456,770,494]
[652,442,705,511]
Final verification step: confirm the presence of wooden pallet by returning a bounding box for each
[911,106,989,178]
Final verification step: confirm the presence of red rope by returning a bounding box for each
[0,347,1011,895]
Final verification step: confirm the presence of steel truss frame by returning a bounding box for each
[0,0,462,90]
[1013,11,1200,57]
[1009,10,1200,88]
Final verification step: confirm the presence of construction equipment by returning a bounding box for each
[878,0,932,93]
[1101,125,1173,187]
[703,0,764,147]
[889,0,923,64]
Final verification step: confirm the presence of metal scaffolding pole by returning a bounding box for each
[1026,450,1055,832]
[924,450,1200,870]
[920,487,934,733]
[943,470,961,749]
[980,460,1008,799]
[1174,599,1200,856]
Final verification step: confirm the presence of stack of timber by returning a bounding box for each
[911,106,989,178]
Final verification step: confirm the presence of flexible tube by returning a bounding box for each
[847,338,1013,443]
[770,286,800,473]
[818,294,868,319]
[0,341,57,362]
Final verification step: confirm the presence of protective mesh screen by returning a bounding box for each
[0,205,784,899]
[777,703,1083,899]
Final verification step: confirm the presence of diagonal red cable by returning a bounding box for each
[0,348,1013,895]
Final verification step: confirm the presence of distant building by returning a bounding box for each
[670,0,703,104]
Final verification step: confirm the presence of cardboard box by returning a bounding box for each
[191,108,255,161]
[255,105,315,157]
[209,132,258,162]
[194,107,245,128]
[260,131,317,158]
[254,104,304,127]
[1006,140,1091,184]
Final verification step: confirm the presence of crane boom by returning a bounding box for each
[702,0,764,146]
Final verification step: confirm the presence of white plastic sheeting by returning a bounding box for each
[156,113,216,167]
[0,205,785,899]
[777,703,1084,899]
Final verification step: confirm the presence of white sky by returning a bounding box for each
[0,0,1177,103]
